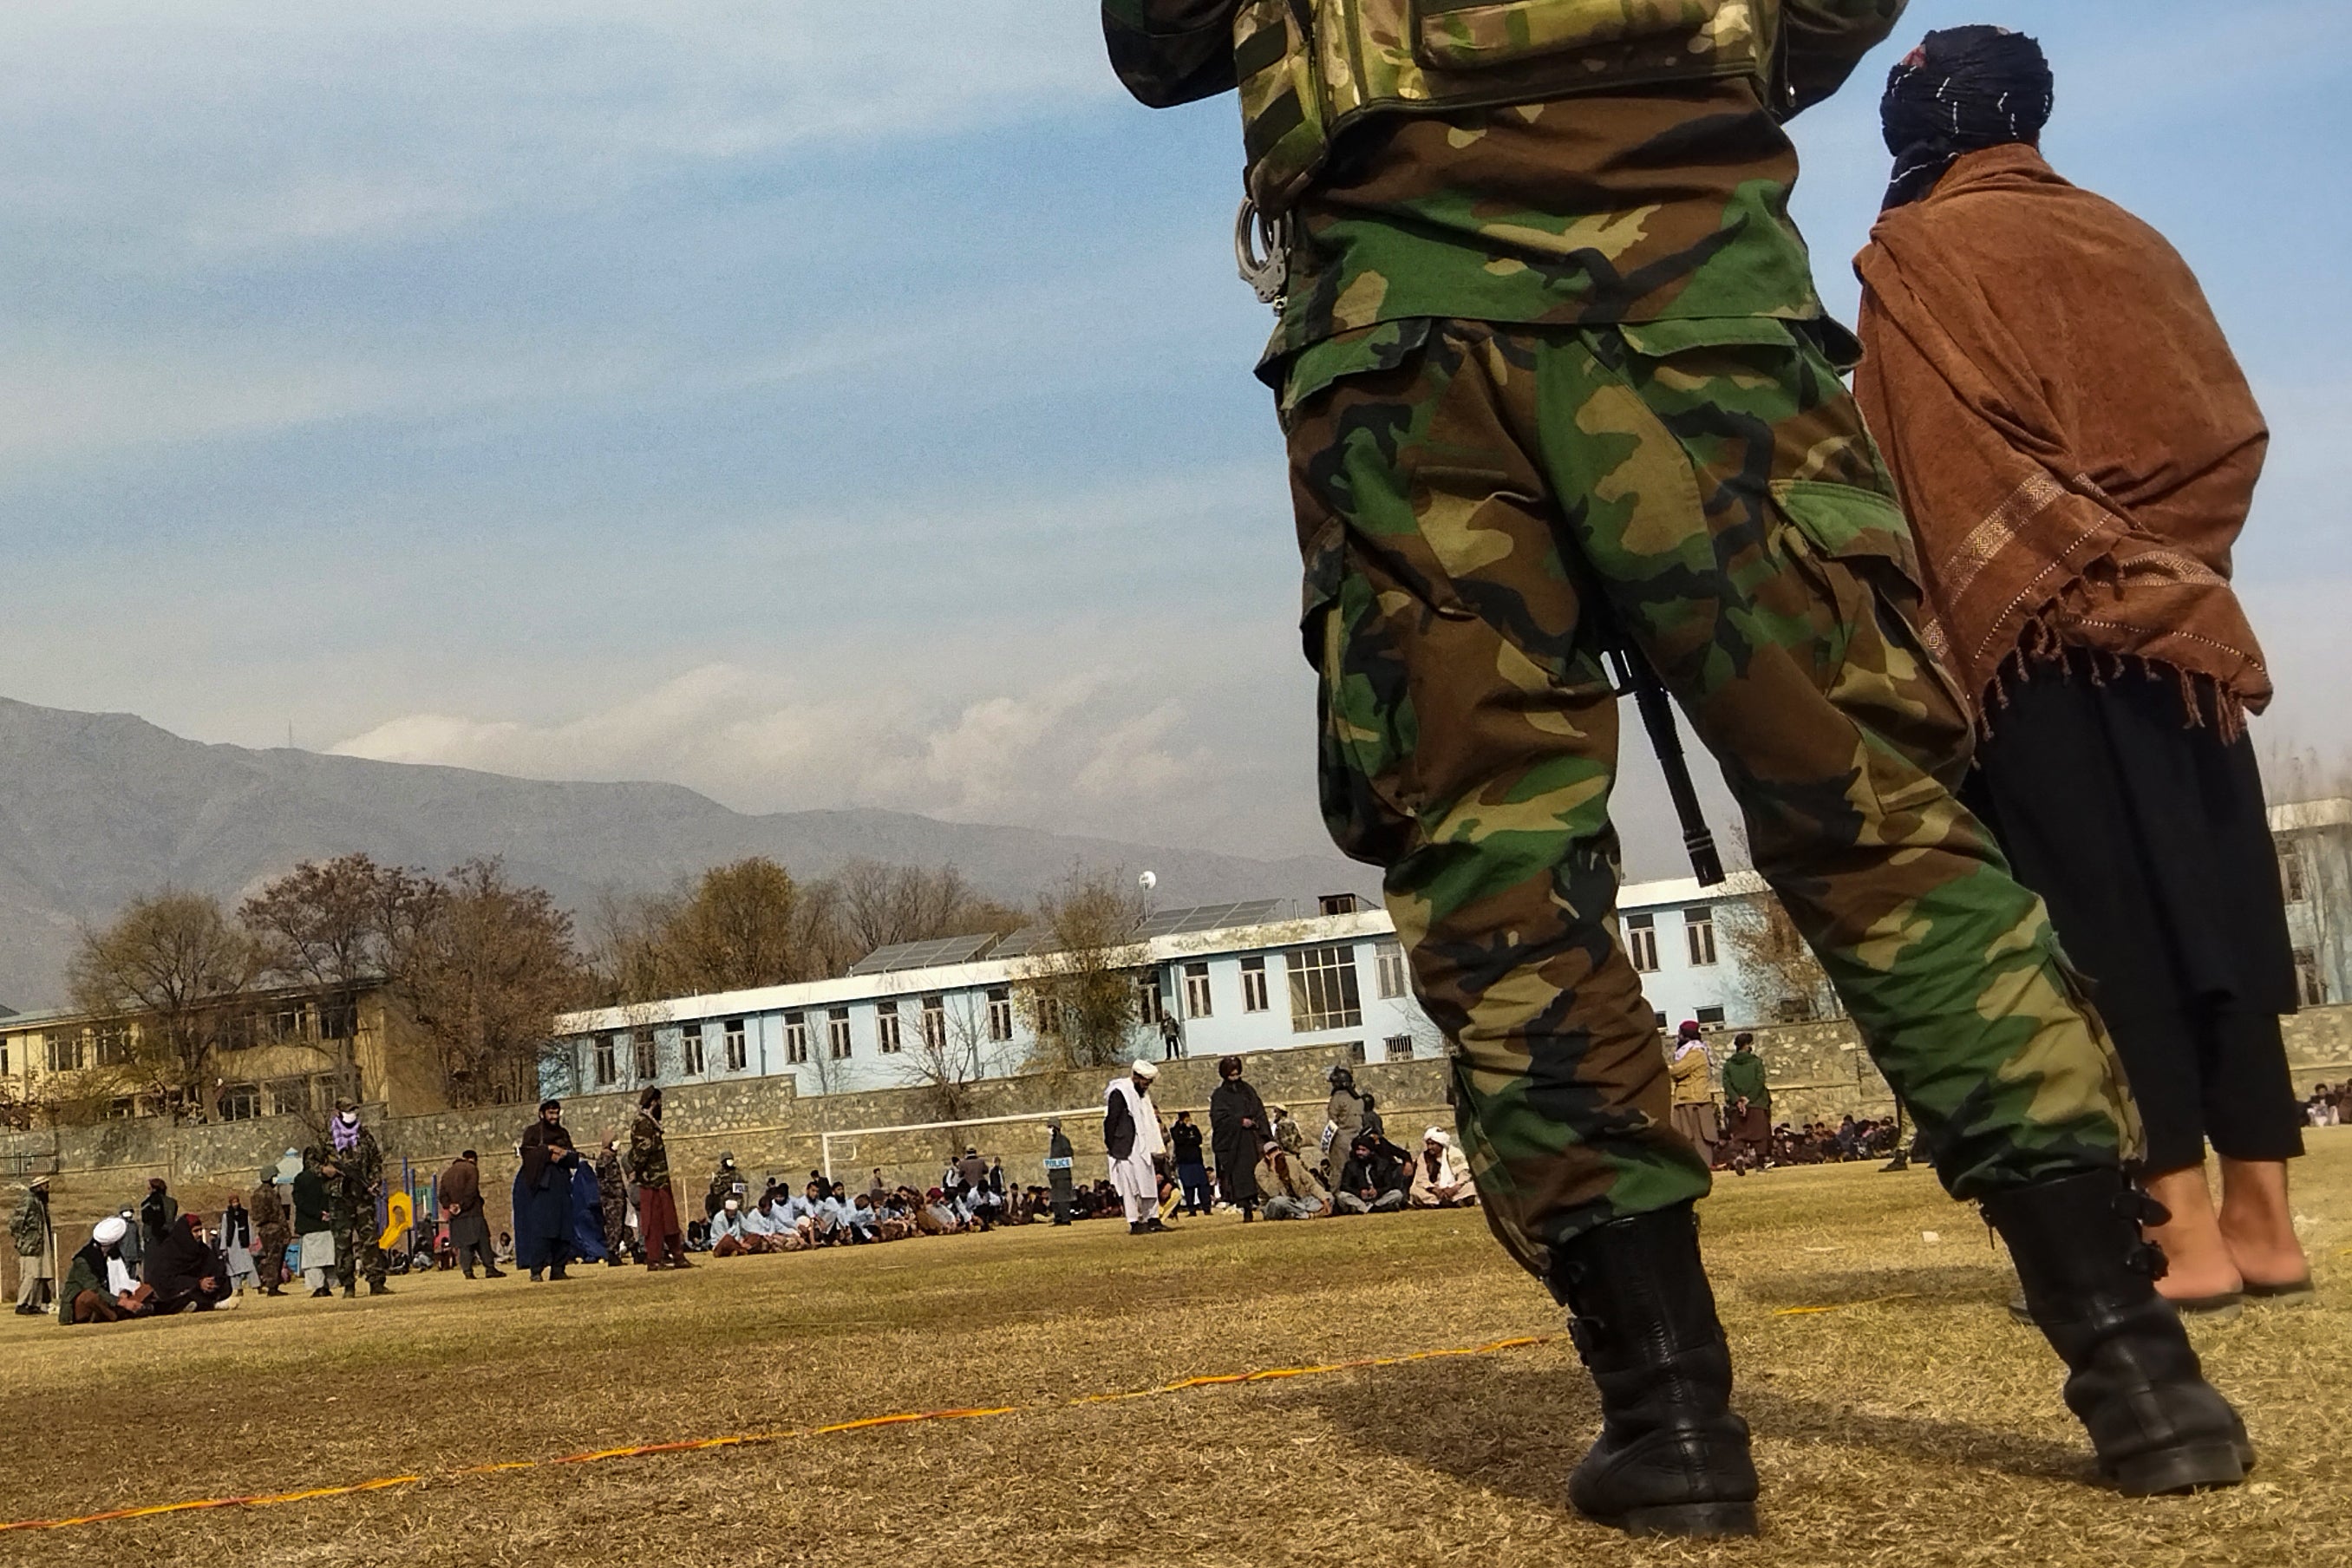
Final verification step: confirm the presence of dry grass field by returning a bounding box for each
[3,1129,2347,1568]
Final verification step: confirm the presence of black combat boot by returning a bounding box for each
[1547,1203,1758,1538]
[1983,1169,2250,1496]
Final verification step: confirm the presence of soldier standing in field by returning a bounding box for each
[627,1087,689,1271]
[308,1101,389,1297]
[1103,0,2247,1533]
[595,1137,631,1264]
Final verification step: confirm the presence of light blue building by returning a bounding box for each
[548,876,1780,1101]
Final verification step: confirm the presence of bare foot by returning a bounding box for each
[2143,1164,2243,1301]
[2217,1156,2310,1289]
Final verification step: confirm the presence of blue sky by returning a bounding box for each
[3,1,2342,872]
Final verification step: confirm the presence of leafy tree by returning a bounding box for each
[387,859,585,1107]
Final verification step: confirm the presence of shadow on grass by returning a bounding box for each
[1252,1356,2092,1510]
[1730,1262,2016,1310]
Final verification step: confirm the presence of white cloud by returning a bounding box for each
[0,2,1120,263]
[328,651,1275,853]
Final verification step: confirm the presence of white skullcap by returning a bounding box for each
[94,1215,127,1246]
[1425,1127,1451,1147]
[723,1199,740,1212]
[1130,1058,1160,1080]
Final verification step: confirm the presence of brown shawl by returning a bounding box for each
[1853,144,2270,733]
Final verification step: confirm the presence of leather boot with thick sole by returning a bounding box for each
[1548,1202,1758,1538]
[1983,1169,2250,1497]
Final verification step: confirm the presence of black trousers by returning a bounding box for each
[1963,651,2303,1174]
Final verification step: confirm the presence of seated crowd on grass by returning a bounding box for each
[2307,1082,2351,1127]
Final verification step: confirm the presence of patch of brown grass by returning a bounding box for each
[3,1129,2347,1567]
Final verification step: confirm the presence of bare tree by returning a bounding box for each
[239,853,430,990]
[891,991,994,1127]
[1015,867,1152,1072]
[68,890,268,1114]
[388,859,585,1107]
[1717,892,1841,1024]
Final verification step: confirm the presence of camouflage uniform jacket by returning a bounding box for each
[626,1113,671,1192]
[1101,2,1907,384]
[596,1149,628,1212]
[249,1181,289,1240]
[10,1191,49,1257]
[306,1128,383,1218]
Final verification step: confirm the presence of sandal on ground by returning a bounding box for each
[2242,1277,2315,1302]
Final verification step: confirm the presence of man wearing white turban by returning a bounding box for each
[1103,1058,1166,1234]
[58,1216,149,1324]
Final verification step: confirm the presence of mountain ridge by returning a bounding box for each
[0,696,1376,1010]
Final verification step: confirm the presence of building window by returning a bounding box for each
[874,1003,901,1055]
[2295,948,2327,1007]
[680,1022,705,1076]
[94,1027,134,1067]
[593,1034,617,1087]
[1137,974,1165,1025]
[1240,957,1270,1013]
[45,1035,81,1074]
[1287,944,1363,1033]
[785,1012,810,1065]
[724,1018,747,1072]
[1183,962,1212,1018]
[1346,1040,1368,1064]
[1653,1010,1669,1029]
[1036,992,1064,1037]
[1626,913,1660,973]
[827,1007,853,1061]
[1695,1005,1726,1027]
[219,1082,263,1120]
[107,1097,137,1121]
[633,1031,657,1081]
[318,999,359,1040]
[987,987,1013,1042]
[2278,841,2308,904]
[1383,1035,1413,1062]
[921,996,947,1052]
[1375,941,1408,1000]
[1685,911,1717,967]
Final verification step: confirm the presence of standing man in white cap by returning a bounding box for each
[1104,1058,1166,1235]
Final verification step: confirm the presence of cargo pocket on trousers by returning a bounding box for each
[1768,479,1974,785]
[1300,523,1419,868]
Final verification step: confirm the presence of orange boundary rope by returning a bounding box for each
[0,1334,1554,1533]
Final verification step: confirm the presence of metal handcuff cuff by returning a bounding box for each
[1233,197,1292,307]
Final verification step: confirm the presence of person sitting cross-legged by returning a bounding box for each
[1333,1133,1410,1215]
[1408,1129,1479,1209]
[709,1199,757,1257]
[1254,1140,1330,1220]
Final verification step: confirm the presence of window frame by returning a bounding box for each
[986,986,1014,1043]
[1183,961,1212,1019]
[593,1033,618,1087]
[826,1006,853,1061]
[1684,910,1717,967]
[1285,944,1364,1033]
[1625,912,1660,973]
[784,1012,811,1066]
[1240,956,1270,1013]
[680,1021,706,1076]
[723,1017,748,1072]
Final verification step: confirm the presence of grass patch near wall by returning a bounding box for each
[3,1129,2346,1567]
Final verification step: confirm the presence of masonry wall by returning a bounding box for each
[9,1007,2349,1297]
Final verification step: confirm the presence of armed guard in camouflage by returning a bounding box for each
[307,1103,390,1297]
[1105,0,2248,1532]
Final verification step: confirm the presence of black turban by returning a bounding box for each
[1879,26,2054,210]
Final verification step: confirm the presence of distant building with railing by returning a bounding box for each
[549,877,1775,1101]
[0,981,409,1126]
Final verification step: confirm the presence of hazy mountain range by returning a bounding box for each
[0,696,1379,1012]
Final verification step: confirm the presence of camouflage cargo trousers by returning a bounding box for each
[331,1205,387,1291]
[1283,317,2142,1285]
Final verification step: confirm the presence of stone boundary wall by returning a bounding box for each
[8,1007,2347,1294]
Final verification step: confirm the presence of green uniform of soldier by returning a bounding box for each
[307,1103,390,1297]
[1104,0,2249,1532]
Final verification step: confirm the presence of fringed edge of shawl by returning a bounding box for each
[1975,619,2252,745]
